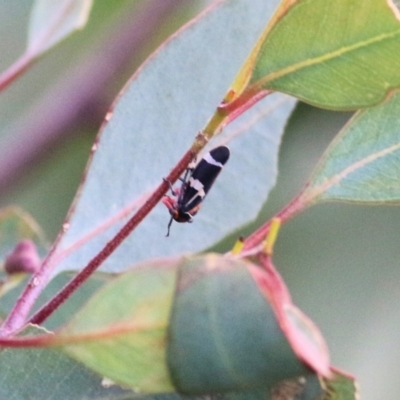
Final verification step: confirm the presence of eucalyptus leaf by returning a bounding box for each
[0,270,110,329]
[247,0,400,109]
[28,0,93,55]
[0,272,128,400]
[0,347,136,400]
[302,90,400,204]
[322,370,359,400]
[50,0,295,275]
[56,254,323,395]
[167,255,312,395]
[59,262,178,393]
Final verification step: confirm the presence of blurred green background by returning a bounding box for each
[0,1,399,399]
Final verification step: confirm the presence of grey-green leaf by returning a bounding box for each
[0,347,136,400]
[303,90,400,204]
[50,0,295,274]
[28,0,93,55]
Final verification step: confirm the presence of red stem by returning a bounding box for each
[29,150,194,326]
[0,334,52,348]
[218,89,271,127]
[0,52,33,92]
[0,149,194,335]
[243,189,309,252]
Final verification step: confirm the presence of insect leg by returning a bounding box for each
[163,178,177,196]
[166,215,174,237]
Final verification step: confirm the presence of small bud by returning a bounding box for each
[4,240,41,274]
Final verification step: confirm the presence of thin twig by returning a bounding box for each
[0,51,33,92]
[28,150,194,326]
[242,188,311,252]
[0,149,194,335]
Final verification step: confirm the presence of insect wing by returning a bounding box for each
[180,146,230,213]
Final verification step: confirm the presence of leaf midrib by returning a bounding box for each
[306,141,400,201]
[254,28,400,87]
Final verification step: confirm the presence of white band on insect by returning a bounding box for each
[203,152,224,168]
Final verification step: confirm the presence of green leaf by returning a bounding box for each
[270,375,324,400]
[59,262,178,393]
[322,370,359,400]
[301,89,400,204]
[0,347,137,400]
[47,254,327,395]
[28,0,93,55]
[167,255,313,395]
[0,274,135,400]
[247,0,400,109]
[49,0,295,275]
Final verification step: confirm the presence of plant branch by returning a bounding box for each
[24,87,277,330]
[218,88,271,127]
[0,51,34,92]
[242,186,312,252]
[2,149,194,334]
[0,333,54,348]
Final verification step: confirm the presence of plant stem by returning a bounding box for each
[218,88,270,126]
[28,150,195,327]
[242,187,311,251]
[0,149,194,335]
[23,88,274,330]
[0,52,33,92]
[23,85,272,330]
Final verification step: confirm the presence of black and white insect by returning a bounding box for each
[162,145,230,236]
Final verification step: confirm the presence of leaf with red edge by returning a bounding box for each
[58,261,178,393]
[17,254,328,395]
[250,255,331,379]
[232,0,400,110]
[299,89,400,205]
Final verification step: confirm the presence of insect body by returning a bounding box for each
[162,145,230,236]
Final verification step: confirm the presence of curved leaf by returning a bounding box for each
[54,254,328,395]
[59,262,178,393]
[49,0,295,274]
[301,89,400,204]
[28,0,93,55]
[167,255,313,394]
[246,0,400,109]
